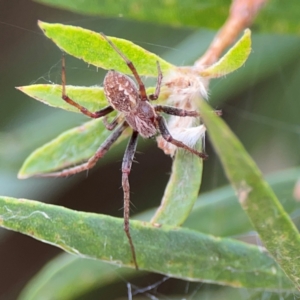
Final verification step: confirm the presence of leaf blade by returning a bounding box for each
[17,85,107,112]
[34,0,231,29]
[34,0,300,34]
[38,21,174,77]
[200,29,251,78]
[17,84,169,113]
[151,149,202,226]
[0,196,294,290]
[198,99,300,291]
[18,254,136,300]
[17,167,300,299]
[18,118,130,178]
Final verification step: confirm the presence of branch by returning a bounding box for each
[195,0,268,69]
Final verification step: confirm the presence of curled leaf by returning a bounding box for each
[200,29,251,78]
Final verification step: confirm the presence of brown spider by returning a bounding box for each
[41,33,208,269]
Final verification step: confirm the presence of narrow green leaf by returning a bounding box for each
[18,119,130,178]
[200,29,251,78]
[17,85,107,113]
[198,99,300,291]
[0,196,294,290]
[18,167,300,299]
[16,85,167,112]
[34,0,231,29]
[18,254,136,300]
[185,167,300,237]
[38,21,174,76]
[34,0,300,34]
[151,149,202,226]
[137,167,300,237]
[210,34,300,106]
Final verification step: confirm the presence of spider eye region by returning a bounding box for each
[103,70,138,113]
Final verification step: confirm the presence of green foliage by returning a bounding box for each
[38,21,174,76]
[17,85,165,113]
[18,118,130,178]
[35,0,231,29]
[17,167,300,299]
[18,254,136,300]
[18,24,250,178]
[200,29,251,78]
[0,196,294,292]
[151,149,203,226]
[34,0,300,34]
[1,0,299,298]
[198,99,300,290]
[17,85,107,113]
[8,18,299,297]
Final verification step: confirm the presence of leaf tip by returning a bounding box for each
[37,20,48,33]
[17,169,30,180]
[244,28,251,38]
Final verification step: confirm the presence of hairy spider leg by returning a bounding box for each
[100,33,149,101]
[103,114,125,131]
[122,130,139,269]
[37,122,128,177]
[154,105,200,117]
[154,105,222,117]
[149,61,163,101]
[61,53,114,118]
[155,115,208,159]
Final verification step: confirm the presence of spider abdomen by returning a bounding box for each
[103,70,139,113]
[126,115,157,138]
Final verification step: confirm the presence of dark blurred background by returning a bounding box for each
[1,0,300,299]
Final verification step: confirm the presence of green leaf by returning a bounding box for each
[256,0,300,34]
[17,85,107,113]
[18,254,136,300]
[35,0,231,29]
[34,0,300,34]
[38,21,174,76]
[16,84,168,112]
[18,167,300,299]
[200,29,251,78]
[151,149,202,226]
[0,196,294,290]
[210,34,300,106]
[198,99,300,291]
[136,167,300,237]
[18,118,130,178]
[185,167,300,237]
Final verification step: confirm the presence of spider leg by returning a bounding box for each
[154,105,222,117]
[154,105,199,117]
[61,53,114,118]
[37,122,128,177]
[149,61,163,101]
[122,130,139,269]
[102,114,124,131]
[156,115,208,159]
[100,33,148,101]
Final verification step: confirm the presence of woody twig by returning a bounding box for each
[195,0,268,70]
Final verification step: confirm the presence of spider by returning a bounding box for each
[41,33,208,269]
